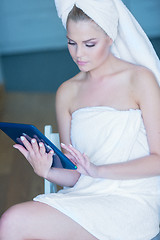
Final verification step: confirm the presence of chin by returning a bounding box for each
[78,68,89,73]
[77,65,90,72]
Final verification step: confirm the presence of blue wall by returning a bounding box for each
[0,0,67,54]
[0,58,3,84]
[0,0,160,92]
[0,0,160,54]
[1,49,79,92]
[124,0,160,37]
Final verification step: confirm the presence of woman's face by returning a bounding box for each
[67,19,113,72]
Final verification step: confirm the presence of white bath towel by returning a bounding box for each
[34,107,160,240]
[54,0,160,83]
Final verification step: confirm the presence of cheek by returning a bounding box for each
[90,47,108,63]
[68,46,75,59]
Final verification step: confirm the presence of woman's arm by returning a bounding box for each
[61,68,160,180]
[98,69,160,179]
[14,80,80,187]
[14,137,79,187]
[49,80,80,185]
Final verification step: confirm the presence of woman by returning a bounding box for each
[0,1,160,239]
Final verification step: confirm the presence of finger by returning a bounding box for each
[83,153,90,165]
[64,153,77,165]
[68,144,85,162]
[48,150,54,157]
[65,153,76,161]
[31,138,39,153]
[47,150,54,163]
[13,144,29,159]
[61,143,68,150]
[61,143,86,166]
[46,150,54,167]
[20,136,33,152]
[61,143,76,155]
[22,133,32,142]
[39,142,46,155]
[83,153,89,160]
[33,135,41,143]
[61,143,79,161]
[65,145,86,168]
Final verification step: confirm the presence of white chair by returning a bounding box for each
[44,125,60,194]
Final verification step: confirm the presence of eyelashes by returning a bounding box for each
[86,44,95,48]
[67,42,76,46]
[68,42,95,48]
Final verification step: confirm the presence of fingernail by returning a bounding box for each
[31,139,36,143]
[20,136,25,141]
[39,142,43,147]
[69,144,73,147]
[61,143,65,146]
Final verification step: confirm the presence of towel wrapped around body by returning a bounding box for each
[34,106,160,240]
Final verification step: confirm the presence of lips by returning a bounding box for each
[77,60,88,66]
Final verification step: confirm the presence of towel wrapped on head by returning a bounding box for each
[54,0,160,84]
[55,0,119,41]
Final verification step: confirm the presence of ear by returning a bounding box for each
[109,37,113,46]
[106,35,113,46]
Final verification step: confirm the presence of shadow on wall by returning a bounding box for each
[151,38,160,59]
[1,48,79,92]
[1,37,160,92]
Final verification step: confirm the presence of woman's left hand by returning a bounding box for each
[61,143,98,177]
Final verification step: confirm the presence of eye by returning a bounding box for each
[68,41,76,46]
[85,43,96,48]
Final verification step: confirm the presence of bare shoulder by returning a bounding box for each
[129,63,156,84]
[115,58,159,91]
[129,64,160,109]
[56,72,84,113]
[131,65,159,94]
[128,65,160,155]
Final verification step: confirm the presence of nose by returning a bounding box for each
[76,45,84,59]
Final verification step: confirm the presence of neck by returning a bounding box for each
[87,53,117,82]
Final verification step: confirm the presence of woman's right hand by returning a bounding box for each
[13,136,54,178]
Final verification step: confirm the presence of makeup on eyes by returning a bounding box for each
[85,43,96,47]
[67,36,97,47]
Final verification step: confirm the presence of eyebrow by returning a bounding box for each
[66,36,97,43]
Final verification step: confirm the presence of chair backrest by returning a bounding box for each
[45,125,60,149]
[44,125,60,194]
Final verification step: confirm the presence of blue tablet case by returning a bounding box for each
[0,122,77,170]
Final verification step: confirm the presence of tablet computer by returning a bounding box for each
[0,122,77,170]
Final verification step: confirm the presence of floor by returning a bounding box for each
[0,91,57,216]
